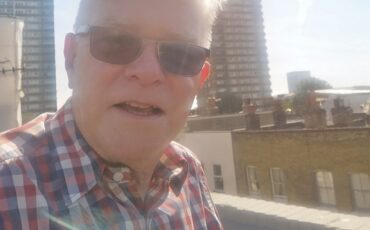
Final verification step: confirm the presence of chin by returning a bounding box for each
[95,124,172,162]
[102,137,171,167]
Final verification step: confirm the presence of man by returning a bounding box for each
[0,0,224,229]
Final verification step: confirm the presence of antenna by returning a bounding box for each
[0,59,25,76]
[0,67,24,75]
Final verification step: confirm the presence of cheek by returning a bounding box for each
[169,77,199,113]
[71,63,121,127]
[73,56,116,101]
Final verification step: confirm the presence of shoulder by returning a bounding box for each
[0,113,54,162]
[169,141,202,167]
[0,113,55,196]
[0,114,52,211]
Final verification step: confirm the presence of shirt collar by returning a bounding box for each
[48,99,188,206]
[102,145,189,197]
[155,144,189,196]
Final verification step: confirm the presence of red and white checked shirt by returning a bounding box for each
[0,100,223,230]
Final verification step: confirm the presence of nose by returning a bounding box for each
[124,43,165,85]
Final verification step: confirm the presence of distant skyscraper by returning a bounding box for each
[0,0,56,122]
[287,71,312,93]
[199,0,271,109]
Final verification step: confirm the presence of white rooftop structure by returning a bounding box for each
[0,17,24,132]
[316,88,370,95]
[314,87,370,124]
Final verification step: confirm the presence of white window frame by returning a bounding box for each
[350,173,370,212]
[270,168,287,202]
[315,171,336,207]
[246,166,260,197]
[213,164,224,193]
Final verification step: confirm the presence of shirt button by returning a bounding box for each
[113,172,124,182]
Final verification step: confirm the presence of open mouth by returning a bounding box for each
[114,101,164,117]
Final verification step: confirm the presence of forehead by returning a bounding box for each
[78,0,210,46]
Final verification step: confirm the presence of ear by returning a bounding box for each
[64,33,77,89]
[199,61,211,89]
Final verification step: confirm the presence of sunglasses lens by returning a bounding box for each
[88,27,207,76]
[90,27,141,64]
[158,43,207,76]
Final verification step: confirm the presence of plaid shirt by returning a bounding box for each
[0,101,223,230]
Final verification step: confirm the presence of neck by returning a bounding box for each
[127,156,160,199]
[133,170,155,199]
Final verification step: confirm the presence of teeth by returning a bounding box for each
[117,101,162,116]
[126,101,154,110]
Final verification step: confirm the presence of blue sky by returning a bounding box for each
[54,0,370,108]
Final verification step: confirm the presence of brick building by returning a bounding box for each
[232,128,370,213]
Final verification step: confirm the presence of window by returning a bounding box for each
[215,65,224,70]
[229,79,237,85]
[316,171,336,207]
[215,73,224,78]
[45,94,56,101]
[213,164,224,192]
[217,88,227,93]
[24,87,41,94]
[350,173,370,212]
[25,63,41,69]
[45,103,56,110]
[246,166,260,196]
[216,80,225,85]
[26,95,41,102]
[23,79,41,85]
[270,168,287,202]
[230,87,239,92]
[26,104,41,110]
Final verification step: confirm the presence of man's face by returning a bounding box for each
[65,0,210,165]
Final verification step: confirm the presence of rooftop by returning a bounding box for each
[212,193,370,230]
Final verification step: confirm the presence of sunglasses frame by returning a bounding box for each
[75,25,210,76]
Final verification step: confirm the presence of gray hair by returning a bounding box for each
[74,0,226,47]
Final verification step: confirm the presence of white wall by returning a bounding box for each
[322,94,370,125]
[0,17,24,131]
[177,131,237,195]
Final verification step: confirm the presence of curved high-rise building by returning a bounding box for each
[199,0,272,110]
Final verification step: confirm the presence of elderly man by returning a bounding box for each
[0,0,224,229]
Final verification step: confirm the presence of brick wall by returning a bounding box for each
[232,128,370,212]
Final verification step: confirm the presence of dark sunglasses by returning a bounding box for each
[75,26,210,76]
